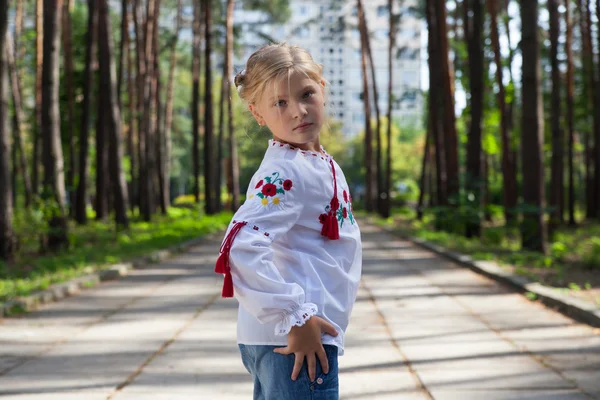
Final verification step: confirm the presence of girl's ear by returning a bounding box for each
[249,103,266,126]
[320,78,326,87]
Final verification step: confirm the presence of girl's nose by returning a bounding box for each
[293,102,308,119]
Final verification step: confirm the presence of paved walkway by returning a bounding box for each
[1,220,599,399]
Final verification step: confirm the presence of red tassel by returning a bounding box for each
[320,159,341,241]
[215,221,247,298]
[222,272,234,298]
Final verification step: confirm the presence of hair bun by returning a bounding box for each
[234,69,247,88]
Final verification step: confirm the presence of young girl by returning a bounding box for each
[215,43,362,399]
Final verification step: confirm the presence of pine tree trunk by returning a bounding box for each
[33,0,43,197]
[142,0,157,220]
[417,128,431,221]
[99,0,130,227]
[42,0,69,250]
[487,0,517,224]
[225,0,239,211]
[594,0,600,218]
[520,0,547,253]
[62,0,76,216]
[153,0,167,215]
[132,0,146,214]
[548,0,563,237]
[125,1,136,213]
[565,0,576,226]
[95,69,108,220]
[204,0,215,215]
[357,0,375,212]
[434,0,459,205]
[382,0,394,219]
[426,0,447,210]
[163,0,182,212]
[464,0,484,238]
[75,0,97,224]
[6,33,32,207]
[192,0,202,203]
[118,0,128,101]
[0,0,12,260]
[359,5,383,215]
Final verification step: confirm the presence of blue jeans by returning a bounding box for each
[238,344,339,400]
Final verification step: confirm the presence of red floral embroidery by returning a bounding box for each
[343,190,348,203]
[283,179,293,191]
[255,180,264,189]
[331,197,340,211]
[261,183,277,197]
[343,208,348,218]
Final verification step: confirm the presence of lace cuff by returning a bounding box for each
[274,303,318,336]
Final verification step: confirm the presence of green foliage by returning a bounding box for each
[1,209,231,303]
[581,237,600,268]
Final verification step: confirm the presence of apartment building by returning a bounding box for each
[233,0,424,138]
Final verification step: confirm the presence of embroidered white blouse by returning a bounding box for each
[215,139,362,356]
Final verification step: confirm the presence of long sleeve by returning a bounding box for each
[215,159,318,335]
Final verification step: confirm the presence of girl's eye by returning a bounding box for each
[274,100,287,107]
[303,90,315,99]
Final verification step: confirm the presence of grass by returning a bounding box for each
[0,207,232,304]
[363,207,600,306]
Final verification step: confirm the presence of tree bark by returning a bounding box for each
[153,0,167,215]
[204,0,216,215]
[383,0,394,218]
[6,33,32,207]
[565,0,576,226]
[417,127,431,221]
[225,0,240,211]
[426,0,446,210]
[357,0,375,212]
[520,0,547,253]
[434,0,459,205]
[62,0,76,216]
[118,0,128,101]
[125,1,136,213]
[577,0,597,219]
[132,0,146,214]
[75,0,97,224]
[142,0,157,220]
[0,0,12,259]
[33,0,43,197]
[192,0,202,204]
[548,0,563,237]
[464,0,484,238]
[42,0,69,250]
[359,5,383,215]
[487,0,517,224]
[99,0,130,227]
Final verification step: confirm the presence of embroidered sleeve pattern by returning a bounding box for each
[248,171,294,208]
[274,303,319,336]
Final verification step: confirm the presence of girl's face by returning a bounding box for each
[249,72,326,150]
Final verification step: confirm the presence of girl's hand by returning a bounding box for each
[273,315,338,382]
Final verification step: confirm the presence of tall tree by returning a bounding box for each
[0,0,11,259]
[426,0,447,209]
[357,0,375,212]
[204,0,216,214]
[133,0,147,214]
[382,0,395,218]
[464,0,484,238]
[33,0,43,196]
[358,4,383,215]
[577,0,597,218]
[42,0,69,250]
[565,0,576,225]
[6,32,32,206]
[62,0,76,215]
[225,0,240,211]
[487,0,517,224]
[548,0,563,236]
[163,0,183,211]
[595,0,600,218]
[75,0,98,224]
[99,0,130,227]
[154,0,167,214]
[192,0,202,203]
[118,0,129,99]
[520,0,547,253]
[434,0,459,205]
[126,5,137,213]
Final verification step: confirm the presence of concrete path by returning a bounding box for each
[1,220,599,399]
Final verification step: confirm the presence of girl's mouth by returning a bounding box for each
[294,123,313,131]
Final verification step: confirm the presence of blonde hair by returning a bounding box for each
[234,43,324,105]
